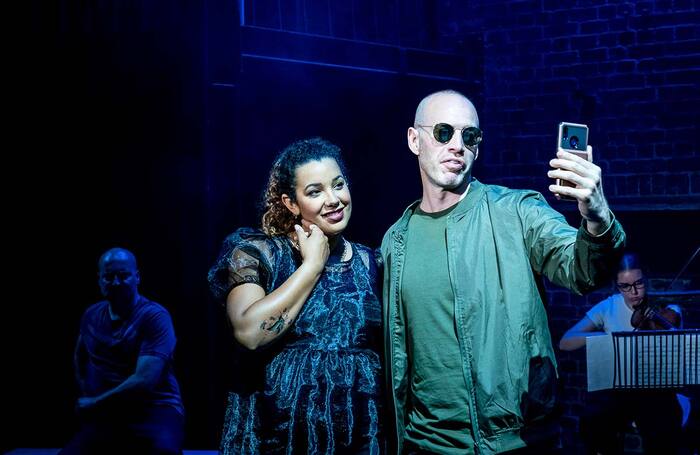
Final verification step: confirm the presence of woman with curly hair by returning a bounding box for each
[208,137,383,454]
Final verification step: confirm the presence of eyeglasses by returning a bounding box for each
[100,271,136,283]
[416,123,483,147]
[617,279,646,293]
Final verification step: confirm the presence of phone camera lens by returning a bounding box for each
[569,136,579,149]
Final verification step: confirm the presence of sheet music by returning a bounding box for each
[623,333,682,387]
[586,333,613,391]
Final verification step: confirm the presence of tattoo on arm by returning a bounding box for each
[260,308,289,334]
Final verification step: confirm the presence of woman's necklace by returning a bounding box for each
[340,238,350,262]
[289,232,350,262]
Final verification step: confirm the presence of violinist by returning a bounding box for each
[559,253,684,454]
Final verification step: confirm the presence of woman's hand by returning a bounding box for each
[295,222,329,274]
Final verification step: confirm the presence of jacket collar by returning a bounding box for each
[392,178,486,240]
[451,178,485,220]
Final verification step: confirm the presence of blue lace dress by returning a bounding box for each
[208,228,384,454]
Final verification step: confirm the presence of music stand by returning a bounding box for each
[587,329,700,391]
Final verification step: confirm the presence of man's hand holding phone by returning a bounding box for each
[548,124,611,236]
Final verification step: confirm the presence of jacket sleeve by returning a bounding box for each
[518,192,626,295]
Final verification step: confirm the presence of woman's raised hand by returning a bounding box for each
[295,222,329,273]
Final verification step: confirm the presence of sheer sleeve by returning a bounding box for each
[208,228,274,302]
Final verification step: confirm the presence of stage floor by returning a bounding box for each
[5,450,217,455]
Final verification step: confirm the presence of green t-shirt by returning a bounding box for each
[401,203,473,453]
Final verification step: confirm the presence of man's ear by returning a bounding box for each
[281,194,300,216]
[474,147,479,160]
[407,127,420,156]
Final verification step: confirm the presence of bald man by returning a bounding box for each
[61,248,184,455]
[380,90,626,454]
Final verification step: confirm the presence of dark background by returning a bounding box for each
[8,0,699,452]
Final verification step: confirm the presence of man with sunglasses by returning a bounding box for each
[60,248,184,455]
[380,90,626,454]
[560,253,684,454]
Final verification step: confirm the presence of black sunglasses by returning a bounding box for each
[417,123,483,147]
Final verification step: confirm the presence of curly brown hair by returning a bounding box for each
[261,137,348,236]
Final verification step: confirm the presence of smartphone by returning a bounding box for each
[555,122,591,200]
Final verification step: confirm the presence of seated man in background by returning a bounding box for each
[60,247,184,455]
[560,253,684,455]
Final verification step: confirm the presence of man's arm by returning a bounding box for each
[559,315,603,351]
[522,145,625,293]
[73,334,88,393]
[519,190,625,295]
[77,355,166,411]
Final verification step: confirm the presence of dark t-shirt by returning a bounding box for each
[402,204,473,453]
[79,296,184,415]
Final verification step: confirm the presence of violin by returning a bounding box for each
[630,297,682,330]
